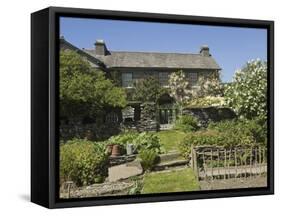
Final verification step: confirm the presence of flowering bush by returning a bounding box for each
[196,71,224,98]
[186,96,226,107]
[170,70,224,109]
[168,70,193,114]
[224,59,267,122]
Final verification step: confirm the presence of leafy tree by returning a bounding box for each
[132,76,164,102]
[224,59,267,122]
[60,50,127,118]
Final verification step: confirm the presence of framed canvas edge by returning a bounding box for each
[42,6,274,209]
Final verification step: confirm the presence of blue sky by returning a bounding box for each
[60,17,267,82]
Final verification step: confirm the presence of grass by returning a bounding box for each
[157,130,186,152]
[142,168,200,194]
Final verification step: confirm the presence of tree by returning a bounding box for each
[168,70,193,115]
[224,59,267,122]
[197,71,223,98]
[132,76,164,103]
[60,50,127,118]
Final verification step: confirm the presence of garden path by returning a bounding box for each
[108,160,143,182]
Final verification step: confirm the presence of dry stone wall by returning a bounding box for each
[183,107,236,127]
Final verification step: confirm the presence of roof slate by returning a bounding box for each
[84,49,221,70]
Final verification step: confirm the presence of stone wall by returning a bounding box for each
[109,155,137,167]
[60,122,121,141]
[183,107,236,127]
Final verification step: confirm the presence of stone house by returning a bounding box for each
[60,37,221,135]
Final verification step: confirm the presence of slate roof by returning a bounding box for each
[60,37,221,70]
[84,49,221,70]
[60,38,106,68]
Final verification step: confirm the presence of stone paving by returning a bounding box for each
[108,159,143,182]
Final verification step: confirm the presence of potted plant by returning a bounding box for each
[106,143,114,155]
[111,144,121,157]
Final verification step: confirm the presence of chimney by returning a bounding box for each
[200,45,210,57]
[95,39,108,55]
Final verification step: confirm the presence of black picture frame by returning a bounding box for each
[31,6,274,209]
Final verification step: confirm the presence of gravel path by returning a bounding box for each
[60,181,135,198]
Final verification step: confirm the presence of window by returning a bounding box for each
[188,72,198,86]
[122,72,133,88]
[159,72,169,87]
[105,112,119,123]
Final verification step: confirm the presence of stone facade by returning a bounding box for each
[60,38,224,136]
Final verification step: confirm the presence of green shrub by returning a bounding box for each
[108,132,162,154]
[245,118,267,145]
[174,115,199,132]
[60,139,109,186]
[107,132,139,154]
[108,132,139,146]
[208,118,267,146]
[138,149,159,171]
[179,118,267,160]
[128,179,143,195]
[133,132,161,153]
[179,130,255,159]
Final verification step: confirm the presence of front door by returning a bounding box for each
[159,108,173,124]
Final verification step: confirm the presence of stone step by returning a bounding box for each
[153,159,188,171]
[159,151,182,163]
[108,160,143,182]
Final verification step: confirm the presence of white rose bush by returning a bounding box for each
[224,59,267,122]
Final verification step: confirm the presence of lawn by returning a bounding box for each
[157,130,186,152]
[142,168,200,194]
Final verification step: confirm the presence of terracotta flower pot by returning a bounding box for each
[106,144,114,155]
[111,144,121,157]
